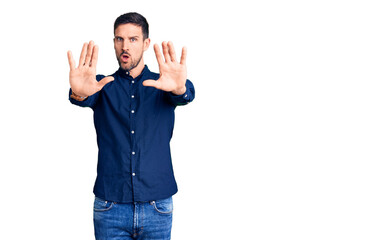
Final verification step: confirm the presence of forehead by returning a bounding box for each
[114,23,143,37]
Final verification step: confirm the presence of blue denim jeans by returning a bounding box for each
[93,196,173,240]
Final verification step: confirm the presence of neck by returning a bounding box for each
[129,58,145,78]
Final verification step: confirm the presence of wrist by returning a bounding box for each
[70,91,88,101]
[171,86,186,96]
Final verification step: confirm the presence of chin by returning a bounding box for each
[120,63,130,71]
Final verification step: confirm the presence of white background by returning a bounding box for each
[0,0,376,239]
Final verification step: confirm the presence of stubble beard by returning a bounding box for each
[117,52,143,72]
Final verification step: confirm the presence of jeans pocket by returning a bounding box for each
[94,197,115,212]
[151,197,173,214]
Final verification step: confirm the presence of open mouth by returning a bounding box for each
[121,54,130,62]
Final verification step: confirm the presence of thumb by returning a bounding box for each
[143,79,161,89]
[97,76,115,89]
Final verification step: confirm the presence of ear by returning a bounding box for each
[143,38,151,51]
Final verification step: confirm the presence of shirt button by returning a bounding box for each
[131,130,134,134]
[132,80,135,84]
[131,95,134,98]
[132,173,136,176]
[131,110,135,113]
[132,152,135,155]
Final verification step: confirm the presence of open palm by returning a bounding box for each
[143,42,187,95]
[68,41,114,98]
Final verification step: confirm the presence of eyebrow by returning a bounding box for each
[115,35,140,38]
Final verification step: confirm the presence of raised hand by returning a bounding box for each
[68,41,114,99]
[143,41,187,95]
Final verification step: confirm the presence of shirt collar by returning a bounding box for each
[117,65,150,80]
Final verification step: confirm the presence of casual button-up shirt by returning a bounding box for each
[69,65,195,203]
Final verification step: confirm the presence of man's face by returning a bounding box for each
[114,23,150,72]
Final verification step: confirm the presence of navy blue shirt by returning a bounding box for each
[69,65,195,203]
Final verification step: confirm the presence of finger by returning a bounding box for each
[180,46,187,65]
[162,41,171,62]
[67,51,76,70]
[97,76,115,89]
[90,45,99,67]
[85,41,95,67]
[143,79,161,89]
[78,42,88,67]
[167,41,177,62]
[153,44,164,65]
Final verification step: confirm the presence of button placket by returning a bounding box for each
[130,82,136,142]
[129,77,137,196]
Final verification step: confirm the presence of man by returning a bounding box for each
[67,12,195,240]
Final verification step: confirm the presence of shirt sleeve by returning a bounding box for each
[166,79,195,106]
[68,75,106,109]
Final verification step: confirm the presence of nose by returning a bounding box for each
[122,41,130,52]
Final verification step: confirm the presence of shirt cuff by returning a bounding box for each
[167,80,194,106]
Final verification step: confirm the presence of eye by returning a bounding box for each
[130,37,137,42]
[115,37,123,42]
